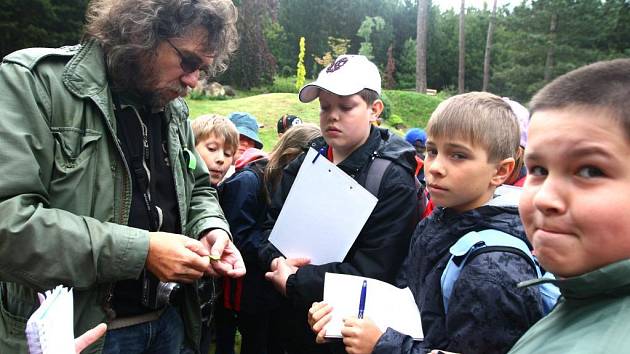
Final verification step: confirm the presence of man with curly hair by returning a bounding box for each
[0,1,244,353]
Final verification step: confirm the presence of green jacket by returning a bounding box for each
[0,39,230,353]
[508,259,630,354]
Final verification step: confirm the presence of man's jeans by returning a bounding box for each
[102,306,185,354]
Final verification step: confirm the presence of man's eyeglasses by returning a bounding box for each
[165,39,211,77]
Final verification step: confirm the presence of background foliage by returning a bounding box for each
[4,0,629,103]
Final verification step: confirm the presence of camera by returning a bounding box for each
[141,271,181,309]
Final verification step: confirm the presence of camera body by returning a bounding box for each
[141,271,181,309]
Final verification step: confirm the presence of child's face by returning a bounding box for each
[236,135,256,161]
[318,91,372,158]
[425,136,507,212]
[195,133,234,185]
[519,107,630,278]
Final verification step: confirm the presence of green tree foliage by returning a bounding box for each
[295,37,306,90]
[0,0,88,57]
[357,16,385,59]
[219,0,277,89]
[314,37,351,67]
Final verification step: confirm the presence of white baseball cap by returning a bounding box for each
[298,54,382,103]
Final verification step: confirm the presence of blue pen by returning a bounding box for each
[358,280,367,319]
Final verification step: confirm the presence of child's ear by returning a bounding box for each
[491,157,516,187]
[369,100,384,121]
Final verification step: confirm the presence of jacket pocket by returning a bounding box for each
[0,285,29,352]
[49,128,103,213]
[51,127,102,169]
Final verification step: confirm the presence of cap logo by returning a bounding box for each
[326,57,348,73]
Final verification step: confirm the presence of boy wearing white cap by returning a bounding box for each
[260,55,419,354]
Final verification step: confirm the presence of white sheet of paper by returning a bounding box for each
[25,285,75,354]
[268,148,378,265]
[323,272,423,341]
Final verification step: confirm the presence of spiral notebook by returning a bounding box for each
[25,285,75,354]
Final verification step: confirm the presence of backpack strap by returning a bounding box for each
[365,157,392,197]
[440,229,541,313]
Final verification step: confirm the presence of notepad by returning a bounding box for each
[323,272,423,341]
[26,285,75,354]
[268,148,378,265]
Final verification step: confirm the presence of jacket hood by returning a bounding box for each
[373,127,417,174]
[235,148,268,170]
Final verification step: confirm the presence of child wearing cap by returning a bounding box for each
[405,128,428,160]
[506,59,630,354]
[277,114,303,137]
[260,54,419,354]
[501,98,530,186]
[308,92,545,354]
[228,112,265,160]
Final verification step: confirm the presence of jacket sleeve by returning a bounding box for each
[442,252,544,354]
[179,117,231,239]
[219,170,264,260]
[286,164,418,308]
[0,60,149,291]
[373,328,430,354]
[258,153,304,269]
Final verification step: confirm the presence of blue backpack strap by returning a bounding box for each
[441,229,560,314]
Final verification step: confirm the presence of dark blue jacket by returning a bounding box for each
[218,160,280,314]
[374,205,544,354]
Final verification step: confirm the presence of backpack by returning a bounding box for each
[365,157,428,221]
[440,229,560,315]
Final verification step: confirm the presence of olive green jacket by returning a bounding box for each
[0,39,230,353]
[509,259,630,354]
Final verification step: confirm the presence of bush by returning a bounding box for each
[269,76,298,93]
[388,114,405,129]
[380,92,392,120]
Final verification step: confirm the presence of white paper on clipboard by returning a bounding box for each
[268,148,378,265]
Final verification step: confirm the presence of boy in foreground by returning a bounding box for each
[508,59,630,353]
[309,92,544,354]
[260,55,419,353]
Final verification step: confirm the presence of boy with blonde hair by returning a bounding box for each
[508,59,630,353]
[191,114,239,186]
[309,91,544,354]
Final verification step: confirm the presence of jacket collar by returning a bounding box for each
[62,39,109,99]
[520,258,630,299]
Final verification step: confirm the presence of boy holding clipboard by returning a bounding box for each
[259,55,419,354]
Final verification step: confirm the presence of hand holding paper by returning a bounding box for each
[322,273,423,341]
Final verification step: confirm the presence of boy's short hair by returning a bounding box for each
[427,91,520,162]
[530,58,630,139]
[191,114,239,153]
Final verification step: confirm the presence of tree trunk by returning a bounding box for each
[416,0,429,93]
[458,0,466,94]
[544,12,558,82]
[482,0,497,92]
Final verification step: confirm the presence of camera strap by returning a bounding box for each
[113,94,163,232]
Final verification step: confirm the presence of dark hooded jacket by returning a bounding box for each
[374,204,544,354]
[258,126,418,353]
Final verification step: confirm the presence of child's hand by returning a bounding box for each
[265,256,310,296]
[340,316,383,354]
[308,301,333,344]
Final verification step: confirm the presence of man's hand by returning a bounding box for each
[264,257,310,296]
[200,229,246,278]
[340,317,383,354]
[75,323,107,353]
[308,301,333,344]
[146,232,210,283]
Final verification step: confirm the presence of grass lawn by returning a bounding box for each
[185,90,443,151]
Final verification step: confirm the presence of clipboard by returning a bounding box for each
[268,148,378,265]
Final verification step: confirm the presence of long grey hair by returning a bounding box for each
[84,0,238,92]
